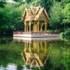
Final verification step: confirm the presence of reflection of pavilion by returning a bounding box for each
[21,41,48,68]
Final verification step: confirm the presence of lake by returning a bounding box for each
[0,37,70,70]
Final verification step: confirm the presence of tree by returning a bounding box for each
[0,0,6,7]
[49,2,62,30]
[39,0,53,11]
[61,0,70,4]
[0,3,25,31]
[62,3,70,24]
[61,3,70,30]
[60,29,70,41]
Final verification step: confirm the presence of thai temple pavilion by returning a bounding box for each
[13,6,59,41]
[23,6,49,32]
[13,6,60,68]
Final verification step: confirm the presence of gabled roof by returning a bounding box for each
[23,6,49,21]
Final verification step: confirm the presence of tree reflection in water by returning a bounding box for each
[0,64,32,70]
[0,38,70,70]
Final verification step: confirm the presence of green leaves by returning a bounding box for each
[0,0,70,31]
[62,3,70,23]
[50,2,62,24]
[0,3,24,30]
[61,29,70,41]
[49,1,70,30]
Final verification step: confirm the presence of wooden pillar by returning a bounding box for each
[27,23,29,32]
[37,21,38,32]
[45,23,47,32]
[37,21,39,32]
[29,22,31,32]
[26,24,27,32]
[25,23,28,32]
[40,23,42,32]
[33,22,37,32]
[24,23,26,32]
[26,23,28,32]
[41,23,43,32]
[32,24,34,32]
[45,23,46,32]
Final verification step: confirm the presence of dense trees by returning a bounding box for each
[62,3,70,24]
[0,0,70,38]
[49,2,62,31]
[0,3,24,31]
[49,0,70,33]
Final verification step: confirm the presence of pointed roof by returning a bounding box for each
[23,6,49,21]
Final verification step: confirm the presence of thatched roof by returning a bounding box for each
[23,6,49,21]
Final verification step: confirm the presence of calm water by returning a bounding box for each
[0,38,70,70]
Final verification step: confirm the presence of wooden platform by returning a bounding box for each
[13,32,60,42]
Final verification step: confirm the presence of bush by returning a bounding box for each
[60,29,70,41]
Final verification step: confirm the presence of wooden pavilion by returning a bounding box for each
[23,6,49,32]
[13,6,59,41]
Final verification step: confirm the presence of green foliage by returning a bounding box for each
[62,3,70,24]
[61,0,70,5]
[39,0,53,11]
[46,41,70,70]
[0,42,24,66]
[0,2,6,7]
[50,2,62,24]
[1,0,70,32]
[31,0,53,12]
[61,29,70,41]
[0,4,24,31]
[49,1,70,31]
[49,2,62,30]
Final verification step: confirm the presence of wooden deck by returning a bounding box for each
[13,32,60,42]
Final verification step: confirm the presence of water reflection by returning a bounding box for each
[0,64,17,70]
[0,37,12,44]
[0,66,5,70]
[0,37,70,70]
[21,40,48,67]
[0,64,32,70]
[6,64,17,70]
